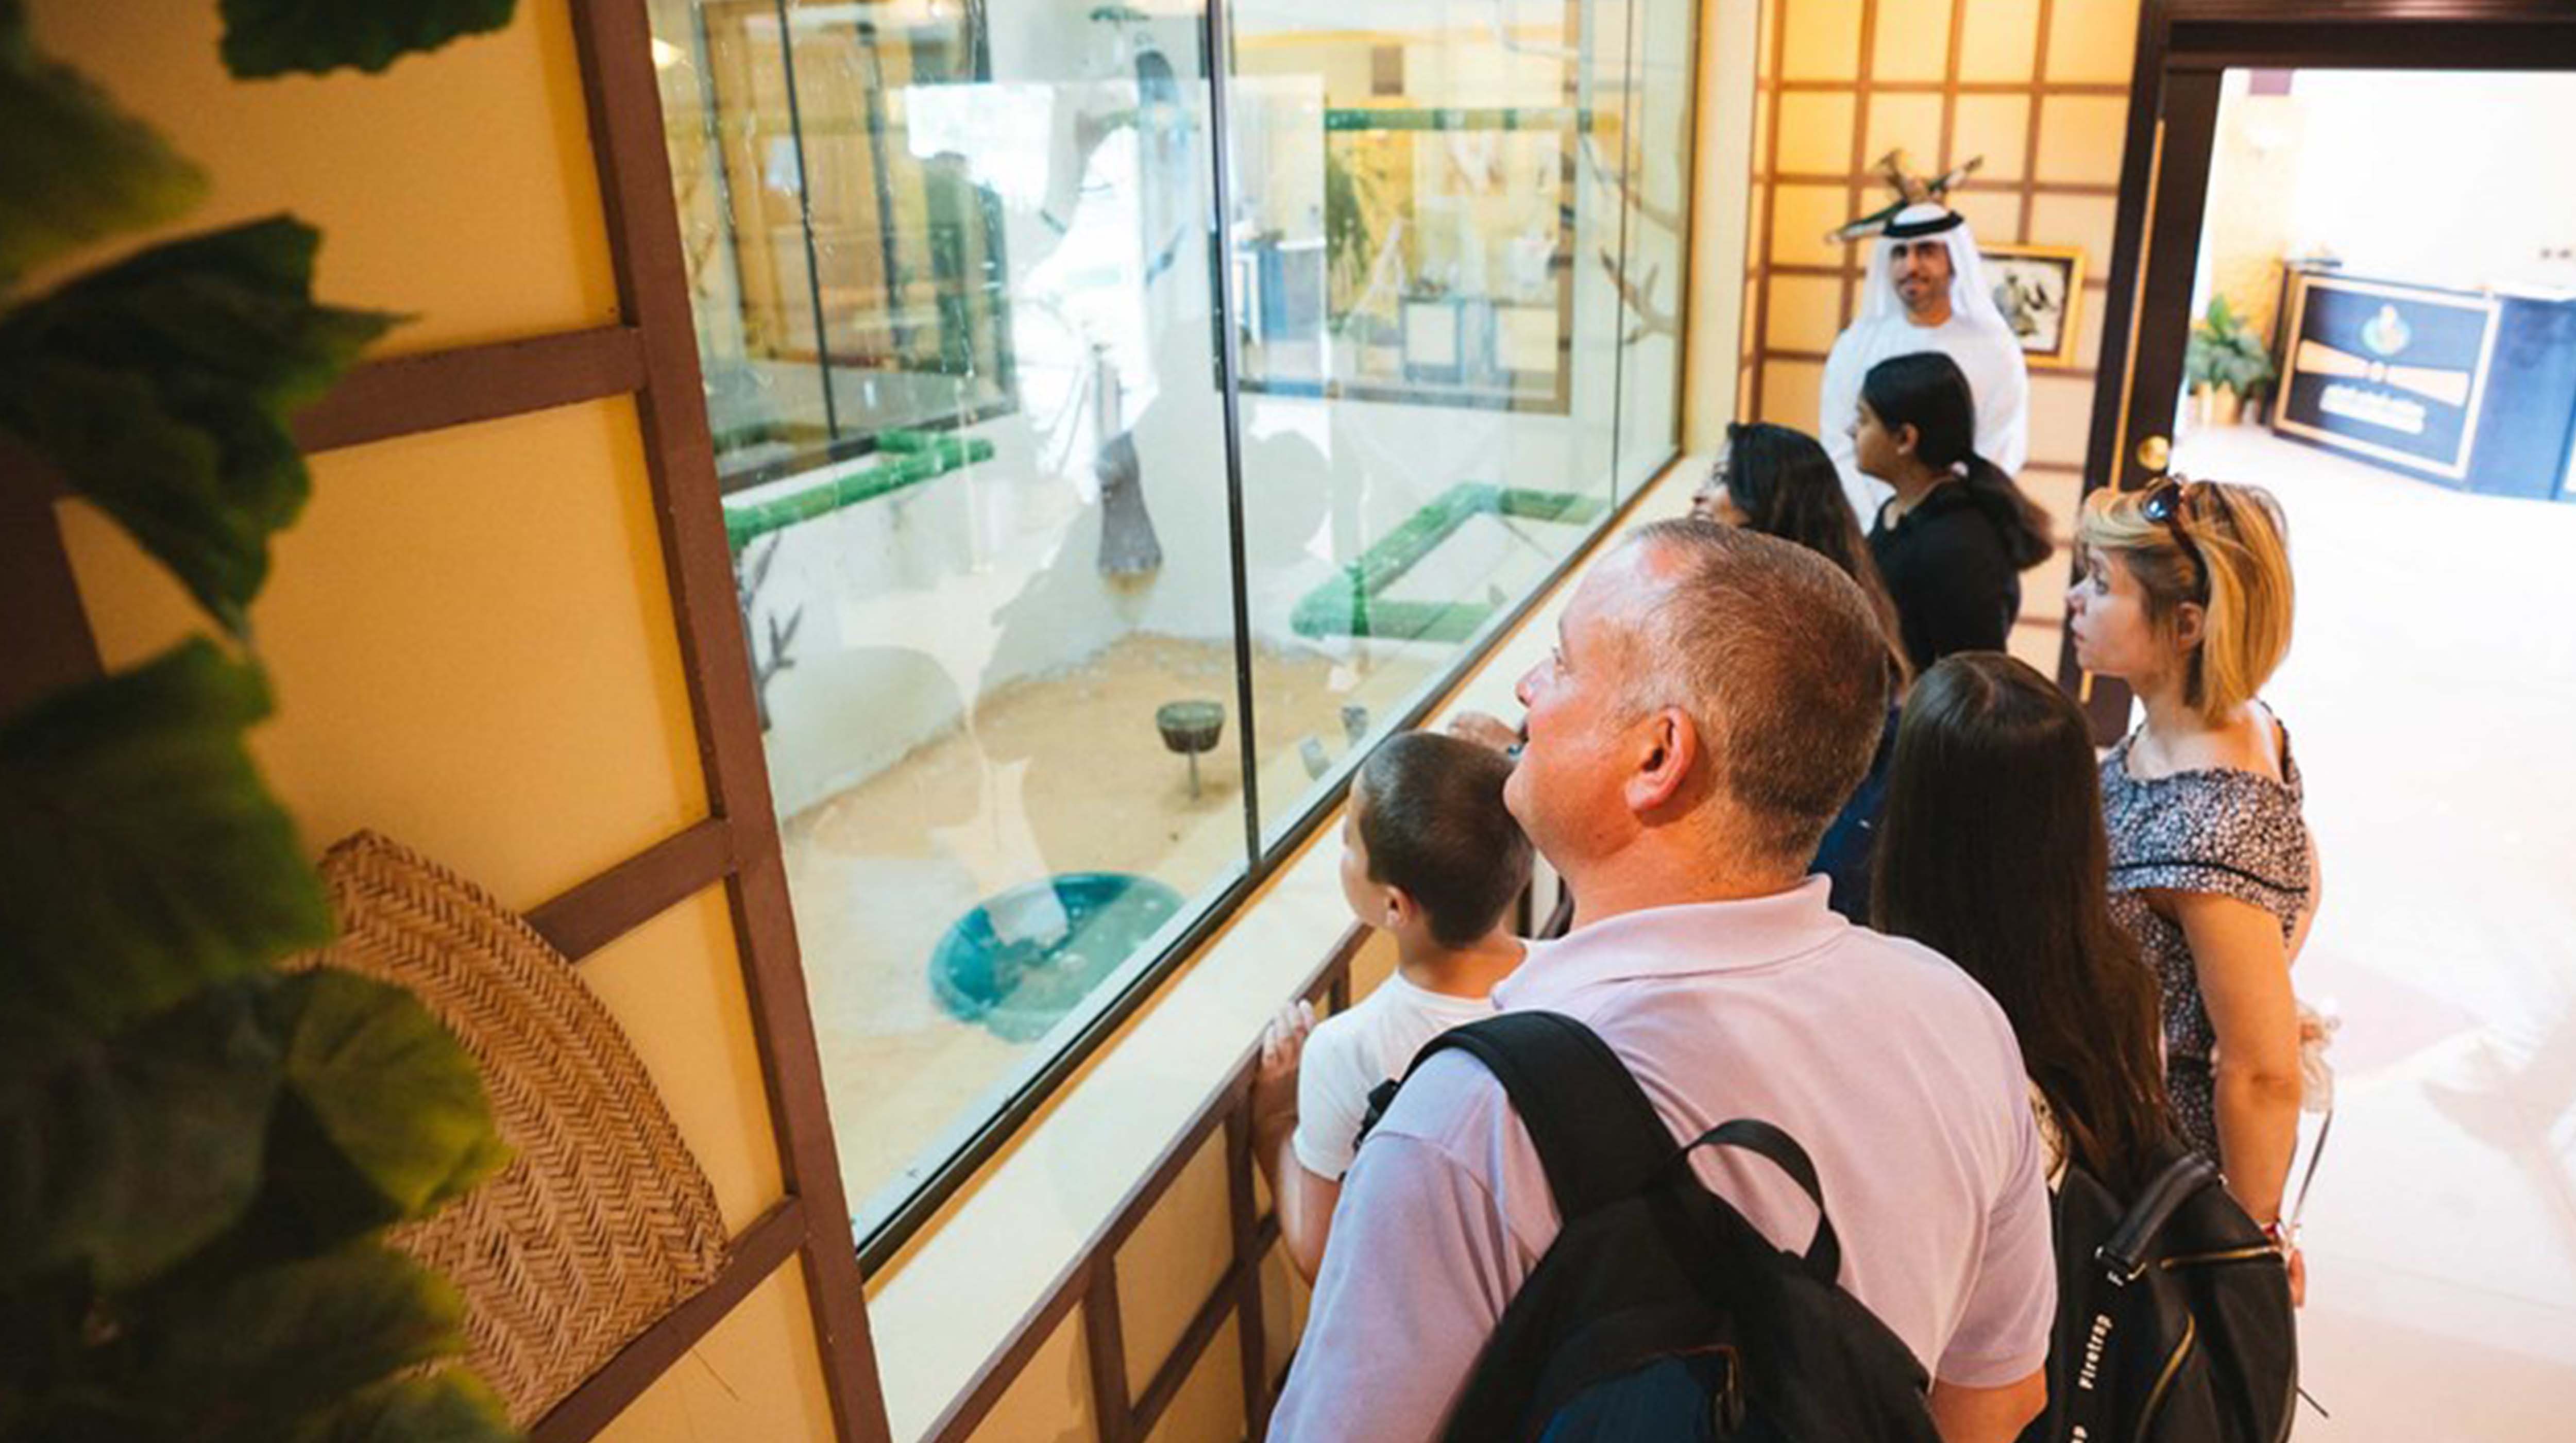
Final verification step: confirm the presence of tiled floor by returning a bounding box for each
[2168,424,2576,1437]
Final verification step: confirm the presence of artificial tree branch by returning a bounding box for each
[1596,250,1676,344]
[1579,133,1687,242]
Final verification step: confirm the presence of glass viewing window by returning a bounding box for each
[644,0,1699,1258]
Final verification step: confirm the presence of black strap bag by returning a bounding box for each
[1372,1011,1942,1442]
[2030,1140,2296,1442]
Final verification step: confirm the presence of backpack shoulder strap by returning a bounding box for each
[2097,1148,2221,1283]
[1387,1010,1678,1221]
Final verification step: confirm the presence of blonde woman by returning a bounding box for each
[2069,478,2316,1298]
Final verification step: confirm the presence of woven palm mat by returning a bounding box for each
[297,831,731,1427]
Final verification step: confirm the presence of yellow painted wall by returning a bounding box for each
[596,1256,840,1441]
[24,1,618,353]
[1741,0,2143,675]
[965,1305,1096,1443]
[24,2,832,1437]
[1685,0,1764,454]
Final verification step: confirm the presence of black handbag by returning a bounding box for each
[2028,1140,2297,1442]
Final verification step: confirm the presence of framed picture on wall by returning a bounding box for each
[1981,244,2087,368]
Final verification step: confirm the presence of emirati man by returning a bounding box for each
[1818,202,2029,526]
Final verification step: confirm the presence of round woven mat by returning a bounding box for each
[300,831,731,1427]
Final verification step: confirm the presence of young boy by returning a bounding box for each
[1250,730,1533,1282]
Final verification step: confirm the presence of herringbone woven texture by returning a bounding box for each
[302,831,731,1427]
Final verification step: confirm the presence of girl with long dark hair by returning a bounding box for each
[1873,652,2170,1196]
[1693,421,1912,687]
[1851,352,2054,672]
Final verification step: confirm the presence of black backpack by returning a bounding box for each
[1374,1011,1943,1442]
[2027,1140,2297,1443]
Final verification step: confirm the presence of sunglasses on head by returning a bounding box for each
[2140,478,2210,600]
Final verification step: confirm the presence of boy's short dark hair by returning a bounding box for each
[1355,731,1533,948]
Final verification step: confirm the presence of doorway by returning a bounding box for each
[2076,10,2576,1437]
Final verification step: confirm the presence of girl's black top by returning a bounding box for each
[1869,482,2022,672]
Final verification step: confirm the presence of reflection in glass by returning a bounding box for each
[663,0,1016,488]
[654,0,833,479]
[1232,95,1578,411]
[648,0,1697,1242]
[1230,1,1660,844]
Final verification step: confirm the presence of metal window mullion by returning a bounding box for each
[1202,0,1266,879]
[1606,0,1641,499]
[771,0,840,438]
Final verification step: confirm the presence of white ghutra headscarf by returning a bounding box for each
[1855,202,2014,337]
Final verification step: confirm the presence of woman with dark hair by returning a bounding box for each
[1850,351,2055,672]
[1693,421,1911,687]
[1691,421,1907,922]
[1872,651,2170,1197]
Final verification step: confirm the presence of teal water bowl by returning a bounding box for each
[929,872,1185,1043]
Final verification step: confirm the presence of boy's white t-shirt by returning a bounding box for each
[1292,970,1499,1180]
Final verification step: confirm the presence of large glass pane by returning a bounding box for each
[649,0,1693,1249]
[653,0,1249,1234]
[1225,0,1643,841]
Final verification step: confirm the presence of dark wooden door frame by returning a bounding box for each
[2060,0,2576,740]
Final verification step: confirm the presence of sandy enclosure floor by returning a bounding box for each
[785,632,1441,1220]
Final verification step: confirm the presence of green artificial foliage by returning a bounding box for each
[289,1372,514,1443]
[266,967,514,1241]
[116,1241,467,1417]
[0,976,286,1289]
[0,217,399,636]
[0,5,522,1440]
[218,0,518,78]
[2184,293,2277,399]
[0,640,332,1049]
[0,0,207,287]
[0,972,513,1442]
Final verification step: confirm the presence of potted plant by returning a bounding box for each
[2,4,519,1437]
[2184,293,2278,426]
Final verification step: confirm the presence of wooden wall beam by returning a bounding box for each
[1226,1105,1275,1438]
[294,326,647,454]
[564,4,892,1440]
[1127,1251,1245,1439]
[1082,1261,1136,1441]
[8,325,649,512]
[527,815,737,962]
